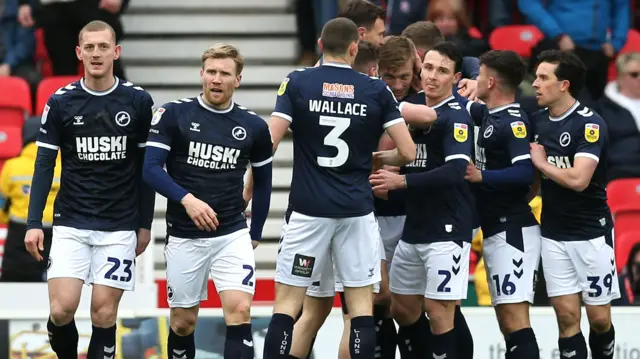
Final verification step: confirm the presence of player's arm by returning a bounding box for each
[270,74,295,153]
[526,168,542,202]
[465,100,487,127]
[248,121,274,246]
[136,95,157,232]
[398,102,438,127]
[469,119,534,185]
[243,167,254,208]
[530,120,604,192]
[27,99,61,232]
[374,84,417,166]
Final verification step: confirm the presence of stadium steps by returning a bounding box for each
[124,0,299,270]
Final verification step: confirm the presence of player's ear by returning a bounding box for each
[235,74,242,88]
[357,26,366,39]
[349,41,359,58]
[113,44,121,61]
[317,38,324,52]
[559,79,571,93]
[454,71,462,83]
[75,46,82,61]
[200,68,204,84]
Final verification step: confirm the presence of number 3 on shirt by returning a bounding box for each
[318,115,351,168]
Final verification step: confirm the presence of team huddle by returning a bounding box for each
[20,1,620,359]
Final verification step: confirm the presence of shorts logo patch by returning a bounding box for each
[167,284,174,301]
[454,123,468,142]
[585,123,599,143]
[277,78,290,96]
[291,254,315,278]
[510,121,527,139]
[47,257,52,271]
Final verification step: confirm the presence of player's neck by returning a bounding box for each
[548,96,578,118]
[426,93,452,107]
[201,94,232,111]
[83,74,116,92]
[484,92,516,110]
[322,54,351,67]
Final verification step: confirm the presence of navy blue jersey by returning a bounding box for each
[147,96,273,239]
[35,78,153,231]
[402,95,475,244]
[273,62,404,218]
[467,102,537,236]
[373,90,423,217]
[532,101,612,241]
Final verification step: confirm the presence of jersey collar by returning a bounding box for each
[80,76,119,96]
[322,62,352,69]
[430,95,455,109]
[198,94,234,113]
[549,100,580,122]
[488,102,520,114]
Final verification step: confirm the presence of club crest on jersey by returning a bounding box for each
[559,132,571,147]
[454,123,468,142]
[322,82,355,99]
[151,108,165,126]
[277,77,289,96]
[232,126,247,140]
[510,121,527,139]
[483,125,493,138]
[115,111,131,127]
[585,123,600,143]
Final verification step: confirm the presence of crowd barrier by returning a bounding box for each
[1,283,639,359]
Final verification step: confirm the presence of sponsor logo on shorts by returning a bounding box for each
[291,254,315,278]
[167,284,174,301]
[47,257,52,271]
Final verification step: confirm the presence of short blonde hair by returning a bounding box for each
[615,52,640,74]
[379,36,416,72]
[201,44,245,75]
[78,20,116,44]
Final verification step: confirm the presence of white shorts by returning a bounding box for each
[377,215,405,265]
[306,232,385,297]
[483,225,541,305]
[541,230,620,305]
[390,240,471,300]
[47,225,136,291]
[164,228,256,308]
[276,211,381,288]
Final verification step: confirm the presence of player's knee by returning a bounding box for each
[225,299,252,325]
[171,311,198,336]
[496,303,530,334]
[90,303,118,327]
[587,308,611,333]
[555,307,580,332]
[390,299,418,325]
[424,299,455,328]
[49,301,76,325]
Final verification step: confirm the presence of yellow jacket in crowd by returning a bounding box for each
[0,143,61,225]
[474,196,543,306]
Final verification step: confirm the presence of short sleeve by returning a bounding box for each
[35,98,62,151]
[503,118,532,164]
[272,75,294,122]
[443,113,473,162]
[465,101,487,127]
[250,120,274,167]
[137,92,155,148]
[379,83,405,130]
[575,117,607,163]
[146,104,177,151]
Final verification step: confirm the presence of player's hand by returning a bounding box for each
[252,240,260,249]
[99,0,123,13]
[18,5,34,27]
[382,165,401,174]
[181,193,219,232]
[601,43,616,58]
[24,229,45,261]
[373,188,389,200]
[136,229,152,256]
[464,162,483,183]
[370,170,405,191]
[558,35,575,52]
[458,79,478,100]
[529,143,547,167]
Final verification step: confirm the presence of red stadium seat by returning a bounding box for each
[608,29,640,81]
[607,178,640,272]
[489,25,544,58]
[468,27,483,40]
[0,125,23,160]
[0,77,32,127]
[35,29,53,78]
[36,76,82,116]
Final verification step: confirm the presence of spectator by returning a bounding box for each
[613,243,640,306]
[489,0,516,30]
[382,0,428,36]
[16,0,130,79]
[519,0,630,103]
[426,0,489,58]
[595,52,640,182]
[312,0,338,39]
[0,117,60,282]
[295,0,317,66]
[0,0,39,95]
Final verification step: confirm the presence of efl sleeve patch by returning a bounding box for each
[510,121,527,139]
[454,123,468,142]
[585,123,600,143]
[151,107,165,126]
[277,77,290,96]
